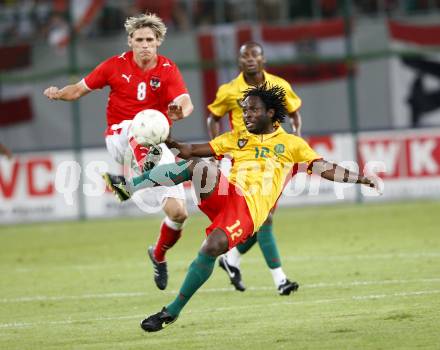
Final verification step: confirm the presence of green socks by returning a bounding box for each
[236,234,257,254]
[234,224,282,269]
[131,160,192,189]
[166,252,216,317]
[257,224,281,269]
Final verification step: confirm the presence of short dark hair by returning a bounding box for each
[243,83,288,123]
[240,41,264,55]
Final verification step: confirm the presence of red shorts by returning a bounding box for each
[198,173,255,249]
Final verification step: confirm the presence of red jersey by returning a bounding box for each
[83,51,188,127]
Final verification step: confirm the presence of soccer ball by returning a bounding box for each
[131,109,170,146]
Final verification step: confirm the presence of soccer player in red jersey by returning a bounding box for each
[43,13,193,291]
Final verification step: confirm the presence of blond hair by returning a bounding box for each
[124,13,167,42]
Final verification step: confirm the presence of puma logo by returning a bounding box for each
[162,63,171,67]
[121,74,131,83]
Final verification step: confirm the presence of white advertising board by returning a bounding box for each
[1,128,440,224]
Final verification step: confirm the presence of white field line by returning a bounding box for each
[1,277,440,304]
[6,252,440,273]
[1,289,439,330]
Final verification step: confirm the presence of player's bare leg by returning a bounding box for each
[148,197,188,290]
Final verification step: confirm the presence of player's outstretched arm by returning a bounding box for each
[166,137,214,159]
[310,159,382,193]
[289,110,302,136]
[44,81,90,101]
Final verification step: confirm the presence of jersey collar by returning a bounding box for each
[244,125,286,142]
[238,70,268,89]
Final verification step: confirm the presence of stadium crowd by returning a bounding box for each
[1,0,439,45]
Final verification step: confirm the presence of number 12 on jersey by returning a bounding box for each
[226,220,243,241]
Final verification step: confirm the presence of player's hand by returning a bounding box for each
[362,175,383,195]
[44,86,60,100]
[167,102,184,121]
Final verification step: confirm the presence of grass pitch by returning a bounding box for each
[1,201,439,349]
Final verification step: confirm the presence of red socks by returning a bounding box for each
[153,218,183,262]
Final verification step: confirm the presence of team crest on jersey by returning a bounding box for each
[150,76,161,90]
[274,144,285,154]
[237,139,248,148]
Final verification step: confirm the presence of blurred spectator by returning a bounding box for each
[46,13,68,49]
[134,0,190,31]
[288,1,313,20]
[16,0,35,39]
[354,0,380,14]
[192,0,216,26]
[1,0,440,45]
[0,0,53,44]
[224,0,241,23]
[404,0,429,12]
[384,0,399,15]
[320,0,338,18]
[354,0,415,15]
[0,3,17,43]
[257,0,282,22]
[98,3,125,35]
[135,0,175,23]
[171,1,190,31]
[34,0,52,37]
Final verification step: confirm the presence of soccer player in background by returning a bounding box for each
[43,13,193,291]
[207,41,302,294]
[0,143,12,159]
[103,83,381,332]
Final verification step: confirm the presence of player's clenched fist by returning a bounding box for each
[167,102,183,121]
[44,86,60,100]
